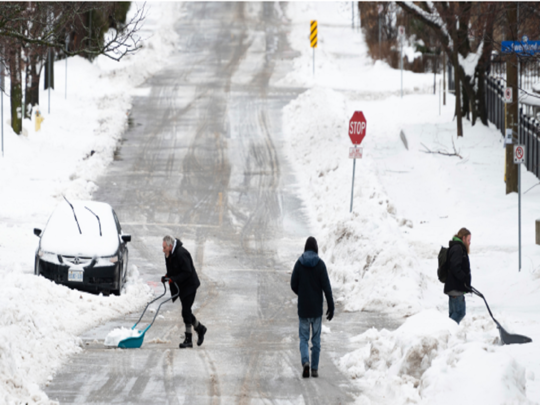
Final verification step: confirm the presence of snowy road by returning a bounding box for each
[45,3,400,404]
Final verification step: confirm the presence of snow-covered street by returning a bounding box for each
[1,2,539,404]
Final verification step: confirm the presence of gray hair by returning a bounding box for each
[163,235,175,247]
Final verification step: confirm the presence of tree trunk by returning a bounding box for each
[9,48,23,135]
[24,52,33,119]
[26,53,42,115]
[505,4,518,195]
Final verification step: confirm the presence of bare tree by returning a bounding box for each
[0,2,146,135]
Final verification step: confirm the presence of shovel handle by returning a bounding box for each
[144,281,180,331]
[469,285,502,330]
[132,280,168,330]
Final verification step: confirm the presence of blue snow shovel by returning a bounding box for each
[118,279,179,349]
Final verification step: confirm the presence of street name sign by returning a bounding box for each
[502,36,540,55]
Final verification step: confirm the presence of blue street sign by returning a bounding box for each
[502,36,540,55]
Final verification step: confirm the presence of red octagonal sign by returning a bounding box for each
[349,111,367,145]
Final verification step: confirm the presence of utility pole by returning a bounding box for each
[505,3,518,194]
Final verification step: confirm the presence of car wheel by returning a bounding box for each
[112,265,123,296]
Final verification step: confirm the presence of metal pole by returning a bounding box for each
[1,60,3,157]
[517,3,521,272]
[65,35,68,99]
[401,40,403,98]
[378,13,381,58]
[351,2,354,29]
[443,52,446,105]
[350,157,356,212]
[439,79,441,115]
[48,50,51,114]
[313,48,315,77]
[519,161,521,271]
[1,88,3,157]
[433,57,436,94]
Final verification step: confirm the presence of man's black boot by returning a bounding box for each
[195,322,207,346]
[179,333,193,349]
[302,363,310,378]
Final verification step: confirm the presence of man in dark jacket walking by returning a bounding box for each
[161,235,207,348]
[444,228,472,324]
[291,236,334,379]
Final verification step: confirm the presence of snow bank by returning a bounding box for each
[0,266,151,404]
[0,3,182,404]
[283,86,432,316]
[340,310,534,405]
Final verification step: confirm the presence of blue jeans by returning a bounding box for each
[449,295,466,324]
[299,317,322,370]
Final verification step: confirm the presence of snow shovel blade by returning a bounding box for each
[470,286,532,345]
[118,330,145,349]
[498,325,532,345]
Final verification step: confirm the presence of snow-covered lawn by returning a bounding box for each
[283,3,540,404]
[0,3,183,403]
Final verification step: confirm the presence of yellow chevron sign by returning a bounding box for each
[310,20,318,48]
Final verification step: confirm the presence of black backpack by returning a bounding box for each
[437,246,449,283]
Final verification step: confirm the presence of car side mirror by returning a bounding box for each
[34,228,42,237]
[121,234,131,243]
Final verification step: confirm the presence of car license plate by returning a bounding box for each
[68,269,83,282]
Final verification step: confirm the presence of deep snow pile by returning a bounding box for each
[0,3,182,404]
[339,310,535,405]
[283,2,540,404]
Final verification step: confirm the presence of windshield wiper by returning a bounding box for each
[63,196,82,234]
[85,206,102,237]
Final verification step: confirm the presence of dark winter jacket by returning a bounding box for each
[291,250,334,319]
[444,238,471,295]
[164,239,200,301]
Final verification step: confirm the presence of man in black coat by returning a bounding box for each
[444,228,472,324]
[291,236,334,379]
[162,235,207,348]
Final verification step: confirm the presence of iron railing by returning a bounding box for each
[485,74,540,179]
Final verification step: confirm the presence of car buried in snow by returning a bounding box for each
[33,199,131,296]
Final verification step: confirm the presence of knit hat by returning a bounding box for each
[304,236,318,254]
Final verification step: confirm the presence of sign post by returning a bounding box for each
[310,20,317,76]
[0,58,4,157]
[514,144,525,271]
[348,111,367,212]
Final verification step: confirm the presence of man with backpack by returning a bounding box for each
[443,228,472,324]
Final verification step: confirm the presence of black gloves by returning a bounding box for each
[161,276,169,283]
[326,308,334,321]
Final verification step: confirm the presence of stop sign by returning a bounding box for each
[349,111,367,145]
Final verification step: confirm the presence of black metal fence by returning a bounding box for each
[520,113,540,178]
[489,58,540,92]
[485,74,540,179]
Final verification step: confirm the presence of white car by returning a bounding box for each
[34,199,131,295]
